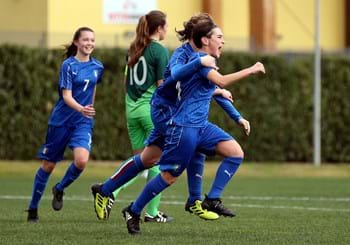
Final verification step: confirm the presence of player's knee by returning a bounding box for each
[228,150,244,159]
[161,171,178,185]
[74,156,88,169]
[41,160,55,173]
[232,148,244,158]
[142,156,158,168]
[217,140,244,158]
[140,146,161,168]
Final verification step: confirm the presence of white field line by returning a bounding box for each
[2,195,350,212]
[165,195,350,202]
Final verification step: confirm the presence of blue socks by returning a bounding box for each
[186,153,205,204]
[29,167,50,209]
[207,157,243,199]
[101,154,145,196]
[131,174,169,215]
[56,163,83,191]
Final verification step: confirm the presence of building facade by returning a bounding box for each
[0,0,347,52]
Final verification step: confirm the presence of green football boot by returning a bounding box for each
[185,200,219,220]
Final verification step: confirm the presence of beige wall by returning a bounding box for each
[0,0,47,31]
[321,0,345,50]
[0,0,47,46]
[46,0,203,48]
[222,0,250,50]
[0,0,346,51]
[276,0,345,51]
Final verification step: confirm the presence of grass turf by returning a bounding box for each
[0,161,349,245]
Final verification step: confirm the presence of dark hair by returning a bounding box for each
[192,21,217,49]
[128,10,167,67]
[65,27,94,58]
[176,13,214,42]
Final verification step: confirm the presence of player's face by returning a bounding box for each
[207,27,225,58]
[74,30,95,57]
[158,21,168,41]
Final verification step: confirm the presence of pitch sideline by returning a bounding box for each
[1,194,350,213]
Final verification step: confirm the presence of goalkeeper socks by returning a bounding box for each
[112,173,140,199]
[29,167,50,209]
[145,166,162,216]
[131,174,169,215]
[101,154,145,196]
[56,163,83,191]
[207,157,243,199]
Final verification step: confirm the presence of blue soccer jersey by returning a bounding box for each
[155,52,234,175]
[48,56,104,127]
[153,43,202,109]
[147,43,243,150]
[151,43,241,129]
[170,52,214,127]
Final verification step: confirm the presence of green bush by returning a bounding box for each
[0,45,349,162]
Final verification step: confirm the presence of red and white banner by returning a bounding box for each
[103,0,157,24]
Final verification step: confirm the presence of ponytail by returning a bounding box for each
[128,16,150,66]
[65,43,77,59]
[176,13,214,42]
[128,10,166,67]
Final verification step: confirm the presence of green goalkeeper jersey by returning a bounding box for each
[125,41,169,118]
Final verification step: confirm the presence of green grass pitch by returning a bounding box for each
[0,161,350,245]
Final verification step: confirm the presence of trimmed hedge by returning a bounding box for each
[0,45,349,162]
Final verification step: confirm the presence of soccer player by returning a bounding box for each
[26,27,104,222]
[91,14,222,221]
[121,21,265,234]
[114,10,173,223]
[91,13,250,222]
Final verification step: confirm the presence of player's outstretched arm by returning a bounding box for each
[207,62,265,88]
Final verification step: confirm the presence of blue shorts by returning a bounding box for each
[144,103,175,150]
[144,128,166,150]
[150,103,174,135]
[158,122,233,176]
[37,124,93,163]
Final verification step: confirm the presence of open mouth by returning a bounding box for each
[218,46,223,54]
[84,46,94,52]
